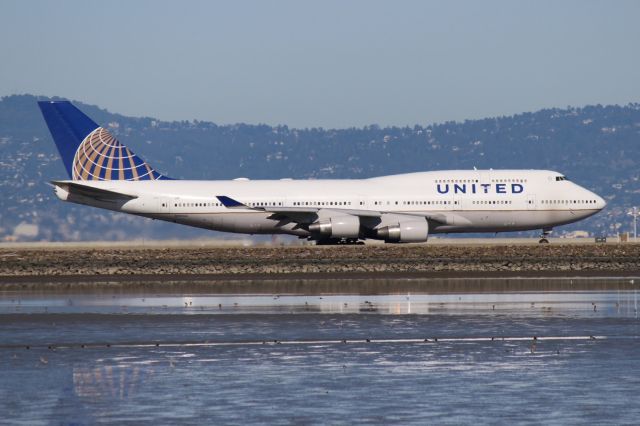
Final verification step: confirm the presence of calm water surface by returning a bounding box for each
[0,278,639,425]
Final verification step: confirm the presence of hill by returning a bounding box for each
[0,94,638,241]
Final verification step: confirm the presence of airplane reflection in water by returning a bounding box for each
[3,281,639,424]
[2,288,637,317]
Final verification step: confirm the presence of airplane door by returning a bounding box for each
[359,195,372,210]
[526,195,536,210]
[357,194,367,209]
[155,197,172,213]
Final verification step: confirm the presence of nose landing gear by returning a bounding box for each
[539,227,552,244]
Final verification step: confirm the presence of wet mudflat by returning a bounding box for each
[1,278,639,424]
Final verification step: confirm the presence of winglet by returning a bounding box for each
[216,195,249,209]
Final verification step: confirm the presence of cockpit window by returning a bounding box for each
[555,176,569,181]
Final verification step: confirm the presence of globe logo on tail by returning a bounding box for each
[71,127,164,181]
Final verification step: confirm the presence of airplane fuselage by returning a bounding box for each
[38,101,606,243]
[54,169,606,241]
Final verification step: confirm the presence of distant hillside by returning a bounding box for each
[1,94,638,241]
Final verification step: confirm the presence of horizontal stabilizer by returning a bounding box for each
[52,180,138,202]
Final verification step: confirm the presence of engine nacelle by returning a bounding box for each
[309,215,360,239]
[377,220,429,243]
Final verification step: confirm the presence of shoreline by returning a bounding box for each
[1,270,638,294]
[2,269,640,284]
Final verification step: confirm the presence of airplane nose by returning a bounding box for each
[596,194,606,210]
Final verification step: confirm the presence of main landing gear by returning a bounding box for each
[539,227,553,244]
[315,238,364,246]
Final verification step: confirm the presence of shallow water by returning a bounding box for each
[1,278,639,424]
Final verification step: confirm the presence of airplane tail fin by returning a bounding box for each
[37,100,170,181]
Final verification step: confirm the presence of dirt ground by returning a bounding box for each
[1,244,639,278]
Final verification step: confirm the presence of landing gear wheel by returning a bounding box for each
[315,238,364,246]
[538,227,552,244]
[343,238,362,245]
[315,238,340,246]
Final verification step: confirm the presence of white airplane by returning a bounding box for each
[39,101,606,244]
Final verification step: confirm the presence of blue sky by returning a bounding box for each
[1,0,639,128]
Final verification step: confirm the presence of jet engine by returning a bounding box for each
[309,215,360,239]
[377,220,429,243]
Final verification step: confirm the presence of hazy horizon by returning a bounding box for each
[5,92,639,130]
[2,0,639,128]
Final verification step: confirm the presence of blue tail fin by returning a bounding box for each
[38,100,170,181]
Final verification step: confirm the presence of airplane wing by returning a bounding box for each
[216,195,314,226]
[51,180,138,202]
[265,206,382,217]
[215,195,450,225]
[216,195,378,222]
[215,194,470,235]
